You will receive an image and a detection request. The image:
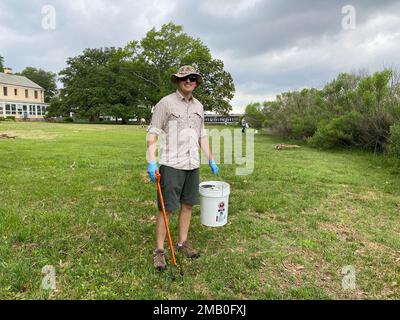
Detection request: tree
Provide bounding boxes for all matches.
[122,22,235,115]
[243,102,265,129]
[56,47,141,123]
[16,67,57,102]
[0,55,4,72]
[53,23,235,122]
[47,95,67,118]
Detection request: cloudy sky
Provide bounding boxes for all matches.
[1,0,400,112]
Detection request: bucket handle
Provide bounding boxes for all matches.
[215,168,225,197]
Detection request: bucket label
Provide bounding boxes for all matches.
[216,201,226,222]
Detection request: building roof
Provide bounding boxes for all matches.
[0,72,43,89]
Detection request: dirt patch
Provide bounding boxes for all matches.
[248,210,277,221]
[319,221,361,242]
[281,260,305,274]
[141,172,150,184]
[60,125,114,132]
[93,185,106,192]
[138,215,157,224]
[142,200,157,208]
[12,242,39,250]
[1,130,59,140]
[344,190,381,202]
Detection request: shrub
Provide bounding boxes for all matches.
[386,123,400,157]
[308,111,363,149]
[63,117,74,122]
[291,115,318,139]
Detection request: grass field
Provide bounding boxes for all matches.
[0,122,399,299]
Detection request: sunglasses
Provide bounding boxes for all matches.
[179,75,198,82]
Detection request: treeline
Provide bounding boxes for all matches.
[243,69,400,156]
[49,22,235,123]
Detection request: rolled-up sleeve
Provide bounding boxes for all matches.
[147,100,167,136]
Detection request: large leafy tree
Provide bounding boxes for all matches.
[16,67,57,102]
[122,22,235,115]
[57,47,141,123]
[53,23,235,121]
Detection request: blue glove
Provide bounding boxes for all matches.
[147,160,158,183]
[209,159,219,175]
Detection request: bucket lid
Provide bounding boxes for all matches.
[199,181,230,197]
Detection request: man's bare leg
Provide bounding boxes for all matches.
[178,203,193,244]
[156,210,172,249]
[177,203,200,258]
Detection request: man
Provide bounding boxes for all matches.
[241,119,247,133]
[146,65,219,271]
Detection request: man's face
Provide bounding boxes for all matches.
[177,74,198,95]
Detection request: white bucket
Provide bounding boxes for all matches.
[199,181,230,227]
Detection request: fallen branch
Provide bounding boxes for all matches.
[275,144,301,150]
[0,133,17,139]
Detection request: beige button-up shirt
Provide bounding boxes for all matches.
[148,90,207,170]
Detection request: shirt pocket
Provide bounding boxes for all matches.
[167,112,182,131]
[190,111,203,134]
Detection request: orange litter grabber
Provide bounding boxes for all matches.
[155,170,183,280]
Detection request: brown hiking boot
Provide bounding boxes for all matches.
[153,249,167,271]
[176,241,200,259]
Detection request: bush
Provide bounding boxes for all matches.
[386,123,400,157]
[308,111,363,149]
[291,115,318,139]
[243,102,265,129]
[63,117,74,123]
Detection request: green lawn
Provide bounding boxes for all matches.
[0,122,399,299]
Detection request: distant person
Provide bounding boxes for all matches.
[140,118,146,128]
[242,119,247,133]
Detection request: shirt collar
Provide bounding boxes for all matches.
[176,89,194,103]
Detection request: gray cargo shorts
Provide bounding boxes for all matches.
[157,165,200,212]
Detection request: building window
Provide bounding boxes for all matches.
[3,87,7,96]
[14,88,18,96]
[34,91,38,99]
[5,104,11,115]
[17,105,23,115]
[25,89,28,98]
[37,105,42,115]
[0,105,3,114]
[11,104,16,115]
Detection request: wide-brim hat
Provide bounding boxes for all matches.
[171,65,203,85]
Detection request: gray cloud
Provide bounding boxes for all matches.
[173,0,400,57]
